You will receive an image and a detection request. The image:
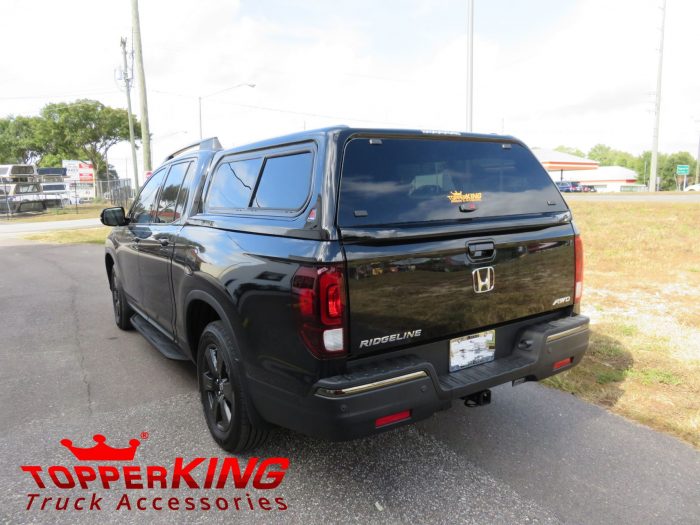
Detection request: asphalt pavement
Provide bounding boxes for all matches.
[0,243,698,524]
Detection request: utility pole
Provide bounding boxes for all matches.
[649,0,666,192]
[120,38,140,189]
[465,0,474,133]
[131,0,151,172]
[695,134,700,185]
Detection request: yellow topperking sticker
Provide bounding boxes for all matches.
[447,191,482,204]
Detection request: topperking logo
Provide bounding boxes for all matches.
[20,433,289,513]
[447,191,482,204]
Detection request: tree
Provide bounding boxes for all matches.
[587,144,613,164]
[587,144,637,169]
[659,152,697,190]
[0,116,44,164]
[37,99,140,180]
[554,145,586,158]
[635,151,652,186]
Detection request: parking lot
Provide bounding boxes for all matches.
[1,242,699,524]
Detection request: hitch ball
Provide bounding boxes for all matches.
[463,389,492,407]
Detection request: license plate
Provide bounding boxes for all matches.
[449,330,496,372]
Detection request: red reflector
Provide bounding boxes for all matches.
[553,357,573,370]
[319,269,344,325]
[574,235,584,304]
[375,410,411,428]
[327,284,341,318]
[298,289,314,316]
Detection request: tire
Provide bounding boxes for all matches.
[197,321,270,452]
[111,267,133,330]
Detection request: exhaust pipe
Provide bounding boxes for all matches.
[463,389,491,407]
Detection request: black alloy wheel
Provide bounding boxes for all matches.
[196,321,270,452]
[201,344,235,432]
[111,267,132,330]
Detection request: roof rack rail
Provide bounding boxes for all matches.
[163,137,222,163]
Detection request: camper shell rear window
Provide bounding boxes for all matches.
[338,137,567,227]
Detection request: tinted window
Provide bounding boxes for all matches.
[11,165,35,175]
[174,171,191,220]
[131,170,166,223]
[206,158,262,211]
[42,184,66,191]
[338,138,567,227]
[156,161,191,223]
[16,184,40,194]
[253,152,313,209]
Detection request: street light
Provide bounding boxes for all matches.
[198,82,256,139]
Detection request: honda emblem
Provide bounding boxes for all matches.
[472,267,495,293]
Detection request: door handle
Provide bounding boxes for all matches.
[133,237,141,243]
[467,241,495,262]
[158,238,170,247]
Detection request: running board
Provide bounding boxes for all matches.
[130,314,189,361]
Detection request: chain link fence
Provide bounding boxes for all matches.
[0,179,135,218]
[95,179,135,209]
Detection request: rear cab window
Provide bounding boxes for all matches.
[338,137,567,227]
[204,145,314,214]
[253,152,313,209]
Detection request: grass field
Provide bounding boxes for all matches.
[545,201,700,447]
[23,227,110,244]
[1,204,105,223]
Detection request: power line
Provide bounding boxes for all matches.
[250,66,411,84]
[150,89,421,128]
[211,99,420,128]
[0,89,120,101]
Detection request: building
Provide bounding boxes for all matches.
[571,166,644,192]
[532,148,646,192]
[532,148,599,175]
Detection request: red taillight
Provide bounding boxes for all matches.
[298,289,314,317]
[375,410,411,428]
[292,265,346,358]
[320,269,343,324]
[574,234,584,304]
[553,357,573,370]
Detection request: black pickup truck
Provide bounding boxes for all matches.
[101,127,589,452]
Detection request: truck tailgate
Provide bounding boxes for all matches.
[342,223,575,353]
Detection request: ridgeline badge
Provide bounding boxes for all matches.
[447,191,482,204]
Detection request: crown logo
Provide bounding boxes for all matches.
[60,434,140,461]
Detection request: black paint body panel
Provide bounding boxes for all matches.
[103,127,588,440]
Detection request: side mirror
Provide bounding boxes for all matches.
[100,207,128,227]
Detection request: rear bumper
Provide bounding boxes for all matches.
[250,314,589,441]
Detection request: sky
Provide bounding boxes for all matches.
[1,0,699,182]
